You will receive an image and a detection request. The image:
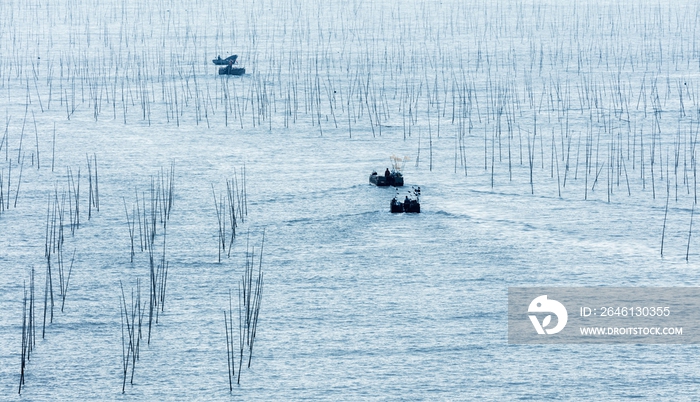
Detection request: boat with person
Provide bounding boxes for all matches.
[370,169,403,186]
[369,155,409,187]
[212,54,238,65]
[390,186,421,213]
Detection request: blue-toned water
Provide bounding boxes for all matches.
[1,0,700,400]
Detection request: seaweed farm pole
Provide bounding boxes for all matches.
[87,155,93,220]
[51,123,55,172]
[18,106,26,163]
[661,181,670,257]
[19,283,27,395]
[13,154,24,208]
[651,124,657,200]
[136,189,143,252]
[124,198,135,262]
[77,168,80,227]
[155,228,167,322]
[119,282,129,394]
[42,257,50,338]
[212,184,225,262]
[67,168,75,234]
[129,280,141,386]
[147,238,156,344]
[166,163,173,220]
[248,239,264,368]
[29,268,36,354]
[553,132,561,198]
[243,164,248,217]
[225,310,232,391]
[687,203,695,261]
[237,282,243,384]
[2,117,9,163]
[6,161,10,210]
[16,267,36,379]
[225,290,235,391]
[0,169,4,212]
[32,111,39,169]
[61,250,75,312]
[94,154,99,211]
[226,179,237,255]
[415,129,421,168]
[528,132,534,194]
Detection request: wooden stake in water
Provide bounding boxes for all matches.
[687,203,694,261]
[661,182,670,257]
[51,123,55,172]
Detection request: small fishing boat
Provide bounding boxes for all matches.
[212,54,238,65]
[218,65,246,75]
[370,170,403,186]
[390,186,421,213]
[390,197,404,213]
[369,155,409,187]
[390,197,420,213]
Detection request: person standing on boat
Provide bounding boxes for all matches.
[404,195,410,211]
[384,168,390,179]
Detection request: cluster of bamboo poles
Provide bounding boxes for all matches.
[4,53,700,235]
[123,164,175,262]
[1,1,700,214]
[224,232,264,389]
[18,154,100,393]
[43,188,76,332]
[0,0,693,139]
[1,0,700,136]
[0,118,10,213]
[86,153,99,219]
[117,236,169,394]
[0,108,59,214]
[118,167,174,393]
[212,167,248,263]
[19,268,36,395]
[0,139,25,212]
[119,280,144,394]
[55,156,98,235]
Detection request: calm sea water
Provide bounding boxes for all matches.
[1,0,700,400]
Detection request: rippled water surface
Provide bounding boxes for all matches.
[2,0,700,400]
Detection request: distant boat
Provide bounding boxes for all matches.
[369,155,409,186]
[370,170,403,186]
[390,197,404,213]
[390,197,420,213]
[390,186,421,213]
[212,55,238,65]
[218,65,245,75]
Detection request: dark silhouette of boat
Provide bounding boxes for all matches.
[390,186,421,213]
[370,170,403,186]
[219,65,245,75]
[390,197,404,213]
[213,55,238,65]
[370,155,409,187]
[390,197,420,213]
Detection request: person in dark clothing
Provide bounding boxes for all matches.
[404,195,410,211]
[384,168,390,179]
